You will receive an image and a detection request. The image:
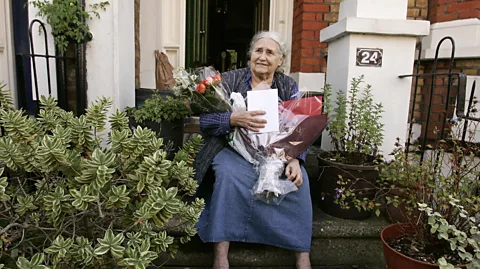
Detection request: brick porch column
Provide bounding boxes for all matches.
[290,0,338,92]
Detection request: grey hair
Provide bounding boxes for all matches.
[248,31,289,74]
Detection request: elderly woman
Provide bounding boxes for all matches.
[194,31,312,269]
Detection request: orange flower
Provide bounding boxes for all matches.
[196,83,206,94]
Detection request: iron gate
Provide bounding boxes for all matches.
[400,36,479,160]
[15,19,87,116]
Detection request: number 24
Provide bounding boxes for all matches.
[361,51,379,64]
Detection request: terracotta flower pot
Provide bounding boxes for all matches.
[381,223,465,269]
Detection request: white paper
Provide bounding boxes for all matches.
[247,89,279,133]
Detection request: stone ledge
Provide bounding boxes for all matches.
[156,206,387,268]
[320,17,430,43]
[312,209,388,238]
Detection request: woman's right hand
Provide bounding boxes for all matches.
[229,110,267,132]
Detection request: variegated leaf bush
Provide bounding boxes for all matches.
[0,84,204,269]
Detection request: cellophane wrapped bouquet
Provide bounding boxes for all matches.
[229,87,327,205]
[174,66,328,205]
[172,66,231,114]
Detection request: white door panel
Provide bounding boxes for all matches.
[0,0,16,104]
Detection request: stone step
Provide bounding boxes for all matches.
[155,147,389,269]
[154,207,388,269]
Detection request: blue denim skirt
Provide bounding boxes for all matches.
[196,146,312,252]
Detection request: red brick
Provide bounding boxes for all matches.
[302,21,329,30]
[434,77,446,86]
[314,48,323,56]
[459,9,480,19]
[316,13,324,21]
[433,12,459,22]
[300,65,315,72]
[301,31,315,39]
[436,0,461,5]
[433,95,444,104]
[302,12,317,21]
[301,48,314,56]
[301,39,322,47]
[433,87,449,95]
[302,57,326,65]
[304,3,330,12]
[301,65,322,72]
[447,1,480,13]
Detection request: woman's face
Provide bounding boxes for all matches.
[250,38,283,78]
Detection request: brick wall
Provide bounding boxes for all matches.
[292,0,429,74]
[291,0,336,73]
[429,0,480,23]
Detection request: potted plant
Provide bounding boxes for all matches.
[29,0,109,55]
[127,92,191,156]
[338,118,480,268]
[0,88,204,268]
[380,135,480,268]
[318,75,385,220]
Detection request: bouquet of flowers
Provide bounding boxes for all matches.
[172,66,231,114]
[229,90,327,205]
[174,66,328,205]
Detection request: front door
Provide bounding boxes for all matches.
[185,0,270,72]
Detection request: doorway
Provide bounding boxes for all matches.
[186,0,270,72]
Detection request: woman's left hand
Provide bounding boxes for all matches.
[285,159,302,187]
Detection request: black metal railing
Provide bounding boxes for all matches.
[15,19,87,116]
[400,36,479,161]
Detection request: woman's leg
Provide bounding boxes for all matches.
[295,252,311,269]
[213,241,230,269]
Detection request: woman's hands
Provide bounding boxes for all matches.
[230,110,267,132]
[285,159,303,187]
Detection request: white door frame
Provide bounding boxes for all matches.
[0,0,17,105]
[269,0,294,74]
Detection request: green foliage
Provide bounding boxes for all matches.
[29,0,109,55]
[419,201,480,269]
[336,120,480,267]
[323,75,385,165]
[127,94,191,123]
[0,92,204,268]
[0,83,13,111]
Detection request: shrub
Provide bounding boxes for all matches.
[0,87,204,268]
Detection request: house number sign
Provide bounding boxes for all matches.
[356,48,383,67]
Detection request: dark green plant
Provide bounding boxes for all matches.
[336,125,480,268]
[323,75,385,165]
[127,94,191,123]
[0,91,204,268]
[29,0,109,55]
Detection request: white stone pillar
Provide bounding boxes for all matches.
[320,0,430,156]
[86,0,135,111]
